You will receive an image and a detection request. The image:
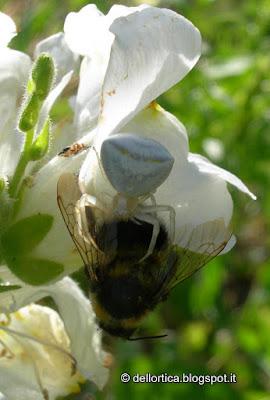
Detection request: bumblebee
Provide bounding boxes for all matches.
[57,172,232,340]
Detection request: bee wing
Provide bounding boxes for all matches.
[57,173,98,279]
[156,218,233,297]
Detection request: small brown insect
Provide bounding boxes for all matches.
[58,142,89,157]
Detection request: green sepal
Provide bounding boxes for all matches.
[7,257,64,285]
[29,118,50,161]
[31,53,55,100]
[0,285,22,292]
[1,214,53,256]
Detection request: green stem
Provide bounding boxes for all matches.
[8,129,34,199]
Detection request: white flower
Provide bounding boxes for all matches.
[64,4,202,137]
[0,4,205,286]
[0,3,256,391]
[0,270,109,399]
[62,4,255,257]
[0,4,255,287]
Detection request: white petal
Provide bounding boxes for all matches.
[48,278,109,389]
[65,4,152,134]
[0,12,17,47]
[64,4,106,56]
[34,33,79,83]
[0,271,109,390]
[219,234,236,255]
[65,5,201,140]
[106,4,151,23]
[188,153,256,200]
[0,48,31,133]
[154,155,234,240]
[0,304,84,399]
[122,102,189,159]
[95,6,201,143]
[73,55,108,135]
[34,71,73,141]
[0,116,22,179]
[64,4,149,57]
[17,152,88,273]
[0,48,31,176]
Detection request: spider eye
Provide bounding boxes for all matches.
[100,133,174,197]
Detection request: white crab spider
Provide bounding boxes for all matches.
[76,133,176,262]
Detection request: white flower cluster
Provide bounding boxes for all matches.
[0,4,255,400]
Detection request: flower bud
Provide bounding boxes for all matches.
[31,53,55,100]
[18,53,55,133]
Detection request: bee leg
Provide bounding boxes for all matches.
[135,212,160,262]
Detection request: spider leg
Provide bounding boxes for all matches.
[128,192,157,218]
[149,193,157,206]
[76,193,104,253]
[138,205,176,244]
[134,212,160,262]
[148,193,157,217]
[137,192,156,206]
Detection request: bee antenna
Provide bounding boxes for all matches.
[128,334,167,341]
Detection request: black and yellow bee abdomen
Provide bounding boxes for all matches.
[95,273,152,319]
[87,219,170,339]
[90,268,157,339]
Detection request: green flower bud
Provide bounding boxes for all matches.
[18,53,55,133]
[31,53,55,100]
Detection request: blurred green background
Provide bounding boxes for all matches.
[1,0,269,399]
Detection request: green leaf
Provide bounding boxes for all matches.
[0,285,22,292]
[2,214,53,256]
[7,256,64,285]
